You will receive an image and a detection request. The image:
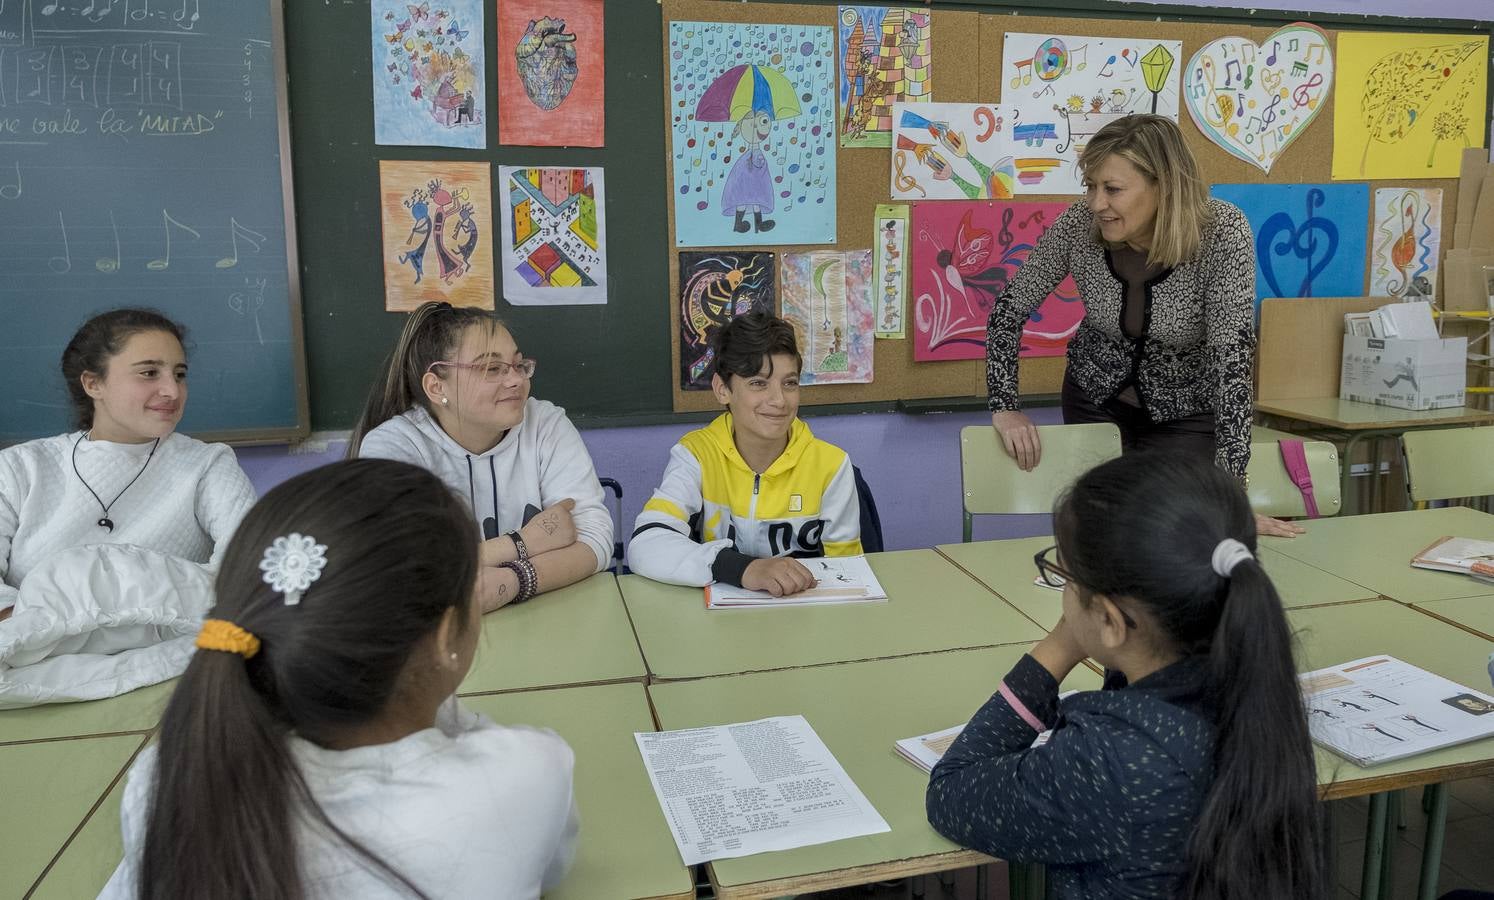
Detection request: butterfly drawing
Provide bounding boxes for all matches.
[407,2,429,22]
[435,8,447,18]
[446,19,468,42]
[933,210,993,294]
[396,17,411,33]
[422,41,433,53]
[384,11,394,19]
[385,32,401,43]
[387,62,398,72]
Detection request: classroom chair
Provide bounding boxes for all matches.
[1401,427,1494,507]
[1245,440,1342,519]
[959,423,1123,541]
[599,477,625,573]
[853,465,886,554]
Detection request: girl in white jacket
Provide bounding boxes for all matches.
[102,459,578,900]
[351,302,611,612]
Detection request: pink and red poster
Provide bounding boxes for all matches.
[911,200,1082,361]
[498,0,604,147]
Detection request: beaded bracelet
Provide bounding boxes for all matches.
[499,558,539,603]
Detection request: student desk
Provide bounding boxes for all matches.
[463,683,695,900]
[646,647,1102,899]
[1261,506,1494,604]
[1412,594,1494,643]
[459,572,648,695]
[618,550,1046,681]
[936,537,1379,631]
[0,680,173,746]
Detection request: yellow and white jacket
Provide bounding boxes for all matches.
[627,414,862,587]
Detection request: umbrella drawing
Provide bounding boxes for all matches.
[695,64,803,235]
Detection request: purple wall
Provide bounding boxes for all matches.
[1134,0,1491,19]
[235,407,1067,553]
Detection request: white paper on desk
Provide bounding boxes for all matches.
[894,691,1080,773]
[634,714,890,865]
[706,556,888,608]
[1376,301,1439,340]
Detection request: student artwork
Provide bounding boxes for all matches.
[497,166,608,305]
[378,161,494,312]
[1183,23,1332,174]
[371,0,486,148]
[1370,188,1443,302]
[873,205,909,339]
[678,251,777,390]
[497,0,605,147]
[837,6,931,148]
[1000,33,1181,193]
[910,201,1082,361]
[890,103,1016,201]
[1211,183,1369,305]
[780,250,875,384]
[669,22,837,247]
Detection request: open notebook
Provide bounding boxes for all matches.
[706,556,888,609]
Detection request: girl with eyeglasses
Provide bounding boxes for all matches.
[349,301,612,611]
[926,452,1324,900]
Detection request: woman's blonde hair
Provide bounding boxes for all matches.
[1078,114,1214,269]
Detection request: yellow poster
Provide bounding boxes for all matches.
[1332,31,1488,181]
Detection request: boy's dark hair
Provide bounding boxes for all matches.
[711,312,801,384]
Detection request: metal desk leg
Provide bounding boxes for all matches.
[1417,783,1450,900]
[1381,790,1400,898]
[1362,792,1390,900]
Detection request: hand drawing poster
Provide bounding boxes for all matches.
[669,21,837,247]
[1000,33,1181,193]
[781,250,874,384]
[498,166,608,305]
[1370,188,1443,302]
[837,6,931,149]
[372,0,486,148]
[911,201,1081,361]
[679,251,777,390]
[1183,24,1332,174]
[497,0,605,147]
[891,102,1016,201]
[379,161,494,312]
[1333,32,1489,180]
[1211,183,1369,305]
[874,205,909,338]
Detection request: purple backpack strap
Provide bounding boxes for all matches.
[1278,439,1319,519]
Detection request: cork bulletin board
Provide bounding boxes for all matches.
[662,0,1471,414]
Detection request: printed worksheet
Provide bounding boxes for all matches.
[706,556,888,608]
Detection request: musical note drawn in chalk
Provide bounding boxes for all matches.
[40,0,61,14]
[0,163,19,201]
[172,0,199,29]
[96,210,121,273]
[216,218,267,268]
[146,209,201,271]
[49,212,72,274]
[229,277,268,345]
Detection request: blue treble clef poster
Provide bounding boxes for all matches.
[1211,183,1369,309]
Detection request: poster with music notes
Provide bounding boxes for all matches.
[1211,183,1369,308]
[999,33,1181,194]
[910,200,1082,361]
[1332,32,1488,181]
[1370,188,1443,303]
[890,102,1016,202]
[1184,23,1332,174]
[379,160,495,312]
[371,0,486,149]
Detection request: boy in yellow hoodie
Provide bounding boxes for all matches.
[627,314,863,596]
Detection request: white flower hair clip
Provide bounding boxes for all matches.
[259,533,328,605]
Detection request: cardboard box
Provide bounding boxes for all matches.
[1340,335,1468,411]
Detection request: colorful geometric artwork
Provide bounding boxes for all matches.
[837,6,931,148]
[497,166,607,305]
[669,21,837,247]
[874,205,909,338]
[1184,23,1332,174]
[379,161,493,312]
[1001,33,1182,193]
[911,201,1082,361]
[678,251,777,390]
[498,0,604,147]
[890,102,1016,202]
[1212,183,1369,305]
[371,0,486,148]
[1370,188,1443,302]
[781,250,874,385]
[1333,32,1489,180]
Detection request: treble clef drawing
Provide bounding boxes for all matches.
[1256,187,1338,298]
[998,207,1015,246]
[893,152,925,198]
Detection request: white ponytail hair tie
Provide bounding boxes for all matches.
[1211,538,1253,578]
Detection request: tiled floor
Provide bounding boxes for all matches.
[794,776,1494,900]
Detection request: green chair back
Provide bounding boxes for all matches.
[959,423,1123,541]
[1402,427,1494,503]
[1246,440,1342,518]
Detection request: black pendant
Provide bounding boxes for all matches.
[98,517,114,532]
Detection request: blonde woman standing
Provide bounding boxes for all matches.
[984,115,1298,537]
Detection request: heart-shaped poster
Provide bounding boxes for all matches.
[1183,23,1333,173]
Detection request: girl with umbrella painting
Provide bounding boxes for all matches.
[696,64,801,235]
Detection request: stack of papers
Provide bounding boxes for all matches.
[1412,536,1494,585]
[894,691,1080,773]
[1344,301,1441,340]
[706,556,888,609]
[1301,656,1494,766]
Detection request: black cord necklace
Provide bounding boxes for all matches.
[70,432,160,532]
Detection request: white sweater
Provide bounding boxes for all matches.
[359,402,612,573]
[0,432,257,611]
[102,701,579,899]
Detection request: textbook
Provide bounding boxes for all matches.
[894,692,1080,773]
[1301,656,1494,766]
[1411,536,1494,584]
[705,556,888,609]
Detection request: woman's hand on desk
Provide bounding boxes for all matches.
[992,410,1042,471]
[1254,513,1306,538]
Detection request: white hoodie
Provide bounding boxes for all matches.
[358,401,612,573]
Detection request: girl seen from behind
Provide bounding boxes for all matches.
[926,452,1324,900]
[102,459,578,899]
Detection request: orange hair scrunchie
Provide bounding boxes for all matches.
[196,619,261,659]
